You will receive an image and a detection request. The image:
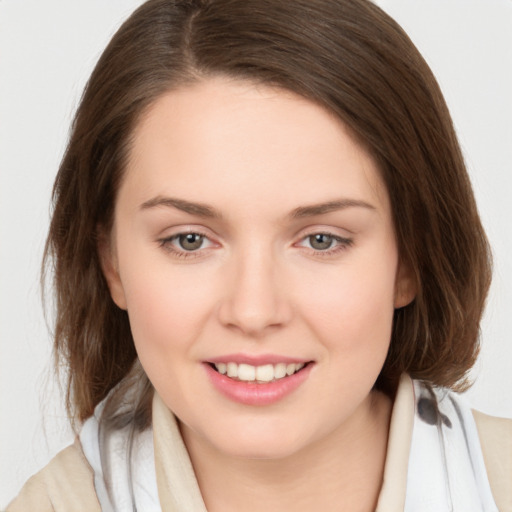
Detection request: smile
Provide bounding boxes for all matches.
[212,362,306,383]
[204,359,313,406]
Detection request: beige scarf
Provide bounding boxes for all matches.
[7,375,511,511]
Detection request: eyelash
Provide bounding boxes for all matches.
[296,232,353,257]
[158,230,214,259]
[158,230,353,259]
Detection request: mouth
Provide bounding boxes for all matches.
[204,358,314,405]
[208,361,311,384]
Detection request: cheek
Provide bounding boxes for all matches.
[119,259,215,356]
[298,251,398,356]
[120,267,217,401]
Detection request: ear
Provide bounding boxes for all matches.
[394,259,416,309]
[97,230,128,310]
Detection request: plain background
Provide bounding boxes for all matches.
[1,0,511,506]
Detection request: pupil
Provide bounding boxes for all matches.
[179,233,203,251]
[310,234,333,250]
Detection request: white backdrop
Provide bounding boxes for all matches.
[1,0,511,506]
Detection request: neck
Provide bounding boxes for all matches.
[181,390,393,512]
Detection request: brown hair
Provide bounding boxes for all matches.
[44,0,492,426]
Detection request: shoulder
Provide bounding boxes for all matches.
[472,409,512,512]
[414,380,512,510]
[6,438,101,512]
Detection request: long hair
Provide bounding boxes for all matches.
[44,0,491,430]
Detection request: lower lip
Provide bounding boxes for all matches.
[204,363,313,406]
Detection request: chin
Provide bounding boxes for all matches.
[219,436,307,461]
[201,416,316,461]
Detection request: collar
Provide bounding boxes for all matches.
[375,373,415,511]
[152,374,416,512]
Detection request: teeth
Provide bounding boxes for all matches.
[213,362,306,382]
[227,362,238,378]
[274,363,287,379]
[238,363,255,381]
[216,362,227,375]
[255,364,274,382]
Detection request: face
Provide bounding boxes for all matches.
[102,77,414,460]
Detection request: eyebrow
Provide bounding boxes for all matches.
[289,199,376,218]
[140,196,221,218]
[140,196,376,219]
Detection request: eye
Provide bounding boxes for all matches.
[296,232,353,254]
[308,233,336,251]
[176,233,206,251]
[159,231,215,255]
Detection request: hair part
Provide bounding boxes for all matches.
[44,0,492,427]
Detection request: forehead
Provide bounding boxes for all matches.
[122,77,390,217]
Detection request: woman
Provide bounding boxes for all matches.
[7,0,511,510]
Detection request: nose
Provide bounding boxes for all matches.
[217,245,292,337]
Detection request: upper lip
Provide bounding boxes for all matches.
[206,353,312,366]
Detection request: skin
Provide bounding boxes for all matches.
[101,77,415,511]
